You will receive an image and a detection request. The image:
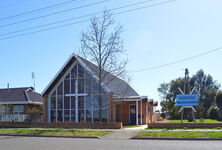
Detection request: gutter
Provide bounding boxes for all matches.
[0,101,43,105]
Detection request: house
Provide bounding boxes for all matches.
[42,54,156,125]
[0,87,43,122]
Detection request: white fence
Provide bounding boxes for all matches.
[0,114,31,122]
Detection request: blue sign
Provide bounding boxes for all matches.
[176,94,199,106]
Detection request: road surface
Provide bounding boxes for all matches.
[0,136,221,150]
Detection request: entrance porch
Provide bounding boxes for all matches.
[111,96,155,125]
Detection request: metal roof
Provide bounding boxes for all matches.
[42,53,139,97]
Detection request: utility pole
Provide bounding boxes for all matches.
[32,72,35,91]
[179,68,196,123]
[184,68,190,94]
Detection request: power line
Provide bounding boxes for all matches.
[132,46,222,72]
[0,0,78,20]
[0,19,91,40]
[0,0,176,39]
[0,0,159,37]
[0,0,110,28]
[113,0,176,16]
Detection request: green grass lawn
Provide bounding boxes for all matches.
[146,127,222,130]
[0,128,111,137]
[167,119,221,123]
[136,131,222,138]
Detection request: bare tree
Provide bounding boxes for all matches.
[80,10,128,122]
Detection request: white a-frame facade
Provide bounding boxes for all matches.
[43,54,109,123]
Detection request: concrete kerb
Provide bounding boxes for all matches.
[131,137,222,140]
[0,134,100,139]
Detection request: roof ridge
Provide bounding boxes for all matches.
[24,90,30,102]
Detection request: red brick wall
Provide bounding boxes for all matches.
[43,95,48,122]
[148,123,222,129]
[148,103,154,123]
[0,122,122,129]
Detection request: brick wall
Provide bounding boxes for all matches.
[0,122,122,129]
[148,123,222,129]
[42,95,48,122]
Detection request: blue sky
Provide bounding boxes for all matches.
[0,0,222,109]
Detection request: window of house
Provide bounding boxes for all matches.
[0,105,6,114]
[13,105,24,114]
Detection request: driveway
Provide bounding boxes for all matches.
[102,125,147,140]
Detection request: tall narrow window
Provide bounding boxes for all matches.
[57,82,63,122]
[71,97,76,122]
[78,65,84,79]
[64,96,70,122]
[48,62,108,123]
[51,92,56,110]
[78,96,85,122]
[78,79,84,93]
[71,65,77,79]
[64,74,70,95]
[50,91,56,122]
[86,96,92,122]
[50,110,56,122]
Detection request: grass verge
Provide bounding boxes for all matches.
[136,131,222,138]
[0,128,111,137]
[146,127,222,130]
[167,119,221,123]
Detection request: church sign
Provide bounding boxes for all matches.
[176,94,199,106]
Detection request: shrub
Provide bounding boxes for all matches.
[216,92,222,120]
[26,107,42,122]
[207,105,219,120]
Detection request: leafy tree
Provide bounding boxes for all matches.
[190,70,220,118]
[207,104,219,120]
[158,83,169,100]
[216,91,222,120]
[158,69,220,120]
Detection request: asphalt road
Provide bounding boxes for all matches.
[0,136,222,150]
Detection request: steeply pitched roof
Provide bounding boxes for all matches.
[0,87,43,104]
[42,53,139,97]
[77,55,139,97]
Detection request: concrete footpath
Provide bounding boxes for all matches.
[102,125,147,140]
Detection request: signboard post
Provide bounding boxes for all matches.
[176,68,199,123]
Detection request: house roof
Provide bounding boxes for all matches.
[0,87,43,105]
[42,53,139,97]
